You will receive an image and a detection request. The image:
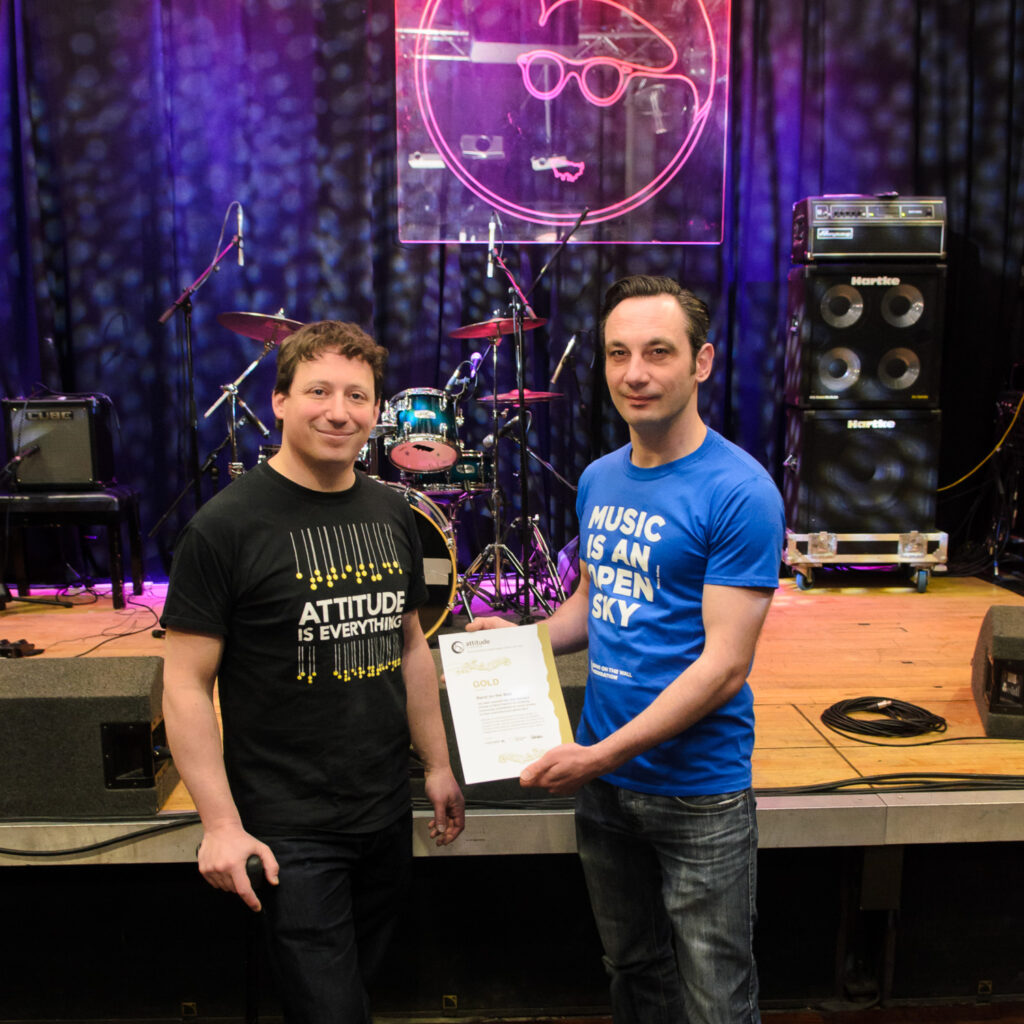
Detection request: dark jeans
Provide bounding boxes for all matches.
[258,815,412,1024]
[575,779,760,1024]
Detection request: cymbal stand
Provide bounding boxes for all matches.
[457,474,560,621]
[217,383,272,479]
[470,207,587,622]
[148,354,270,538]
[204,345,273,479]
[452,337,545,619]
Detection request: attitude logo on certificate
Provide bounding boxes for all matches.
[439,623,573,784]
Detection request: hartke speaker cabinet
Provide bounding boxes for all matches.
[783,408,941,533]
[784,263,946,408]
[0,656,179,818]
[1,396,115,488]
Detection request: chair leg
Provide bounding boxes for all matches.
[12,527,30,597]
[127,495,144,595]
[107,519,125,609]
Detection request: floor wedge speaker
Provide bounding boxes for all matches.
[783,408,941,533]
[0,656,179,818]
[971,606,1024,739]
[785,263,946,408]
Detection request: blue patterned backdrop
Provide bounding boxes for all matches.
[2,0,1022,579]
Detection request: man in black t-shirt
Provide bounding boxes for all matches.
[162,320,464,1024]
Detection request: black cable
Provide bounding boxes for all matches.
[0,814,200,858]
[820,696,948,741]
[757,772,1024,796]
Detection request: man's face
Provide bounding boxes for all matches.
[271,351,380,470]
[603,293,713,436]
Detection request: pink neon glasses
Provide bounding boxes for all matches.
[516,50,649,107]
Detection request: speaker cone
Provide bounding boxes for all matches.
[881,283,925,327]
[878,347,922,391]
[816,347,862,393]
[820,284,864,329]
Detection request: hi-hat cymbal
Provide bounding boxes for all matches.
[218,311,304,344]
[450,315,546,339]
[477,389,563,405]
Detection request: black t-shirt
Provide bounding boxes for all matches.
[162,463,430,836]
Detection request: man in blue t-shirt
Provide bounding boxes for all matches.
[469,275,784,1024]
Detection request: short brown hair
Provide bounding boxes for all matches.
[274,320,388,402]
[600,275,711,360]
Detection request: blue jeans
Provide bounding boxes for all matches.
[575,779,760,1024]
[257,816,412,1024]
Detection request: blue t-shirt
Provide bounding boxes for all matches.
[575,428,785,795]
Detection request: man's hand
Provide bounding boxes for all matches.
[464,616,516,632]
[197,823,280,912]
[520,742,605,796]
[424,767,466,846]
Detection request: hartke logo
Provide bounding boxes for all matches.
[850,275,900,286]
[847,419,896,429]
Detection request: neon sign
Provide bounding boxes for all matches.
[395,0,730,245]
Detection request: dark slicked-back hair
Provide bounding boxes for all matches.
[599,275,711,360]
[274,320,388,402]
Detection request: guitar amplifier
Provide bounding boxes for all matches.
[2,396,116,489]
[792,195,946,262]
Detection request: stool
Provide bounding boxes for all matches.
[0,486,144,609]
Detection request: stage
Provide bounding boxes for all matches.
[3,572,1024,1016]
[2,572,1024,864]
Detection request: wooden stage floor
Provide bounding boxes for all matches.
[3,571,1024,802]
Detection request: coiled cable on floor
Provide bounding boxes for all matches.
[821,696,948,740]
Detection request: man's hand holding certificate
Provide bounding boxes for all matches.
[438,623,573,785]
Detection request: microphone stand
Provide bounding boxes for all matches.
[157,235,241,519]
[487,208,589,622]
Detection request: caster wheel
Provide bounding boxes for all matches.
[915,569,929,593]
[796,571,813,591]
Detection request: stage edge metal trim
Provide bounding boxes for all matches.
[4,792,1024,866]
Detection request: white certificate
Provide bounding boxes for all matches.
[438,623,573,784]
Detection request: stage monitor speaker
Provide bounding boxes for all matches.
[0,656,179,819]
[1,396,115,489]
[783,407,941,533]
[971,606,1024,738]
[784,263,946,408]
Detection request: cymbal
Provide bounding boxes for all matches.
[478,389,563,405]
[218,311,303,344]
[450,315,547,339]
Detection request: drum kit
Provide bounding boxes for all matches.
[207,308,570,635]
[152,204,588,632]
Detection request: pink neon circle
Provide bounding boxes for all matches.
[413,0,721,228]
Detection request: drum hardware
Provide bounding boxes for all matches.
[454,207,587,622]
[203,319,281,479]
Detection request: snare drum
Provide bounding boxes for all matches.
[385,388,460,472]
[385,484,457,638]
[414,450,490,496]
